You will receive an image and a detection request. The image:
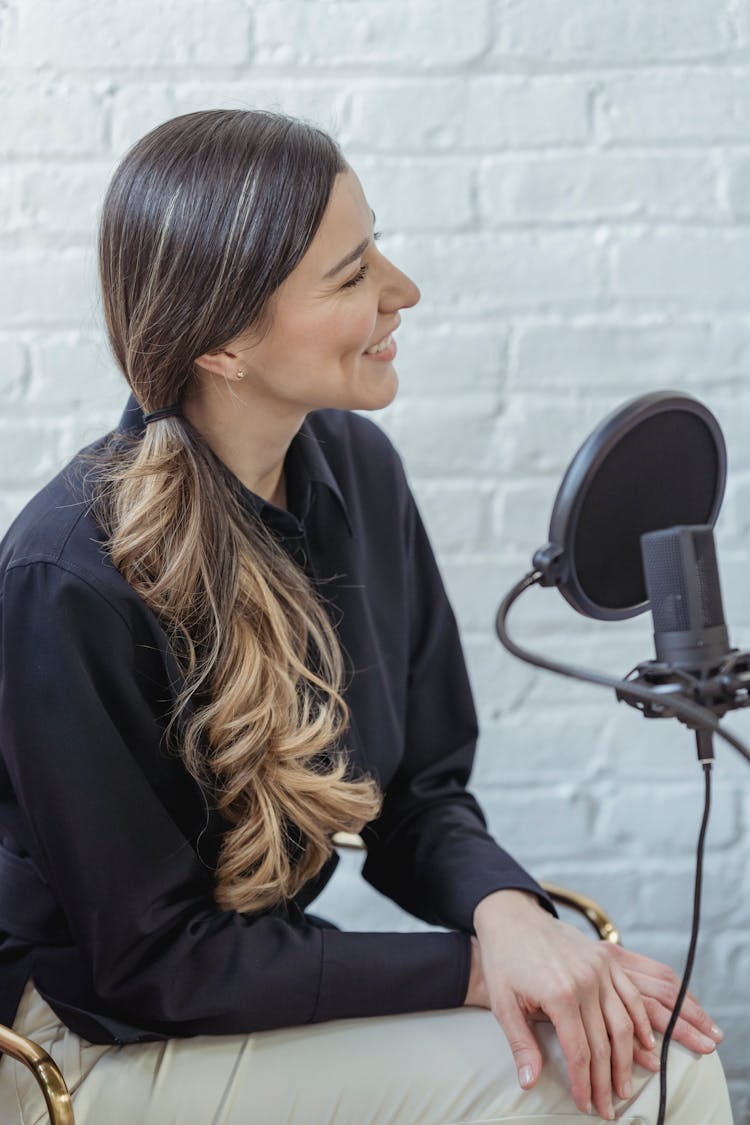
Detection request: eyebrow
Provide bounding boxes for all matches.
[323,211,377,280]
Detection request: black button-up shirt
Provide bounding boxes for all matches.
[0,400,548,1044]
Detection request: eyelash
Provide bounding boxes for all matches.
[342,231,382,289]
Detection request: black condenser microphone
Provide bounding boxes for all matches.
[640,525,732,676]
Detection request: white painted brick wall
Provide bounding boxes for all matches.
[2,0,750,1116]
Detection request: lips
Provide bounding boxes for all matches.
[364,317,401,355]
[364,334,393,355]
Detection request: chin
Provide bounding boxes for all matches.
[354,366,399,412]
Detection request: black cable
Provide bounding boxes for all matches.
[656,759,712,1125]
[495,570,750,766]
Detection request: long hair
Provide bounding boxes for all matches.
[96,110,381,913]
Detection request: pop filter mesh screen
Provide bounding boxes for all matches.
[572,411,719,611]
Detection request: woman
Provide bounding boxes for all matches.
[0,110,732,1123]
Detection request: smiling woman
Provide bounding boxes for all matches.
[0,109,733,1124]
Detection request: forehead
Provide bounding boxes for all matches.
[293,169,373,280]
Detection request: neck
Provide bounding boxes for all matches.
[183,381,305,507]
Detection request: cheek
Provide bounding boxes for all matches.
[339,306,377,358]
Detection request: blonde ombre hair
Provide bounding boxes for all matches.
[96,110,381,913]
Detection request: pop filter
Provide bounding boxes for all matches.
[532,391,726,621]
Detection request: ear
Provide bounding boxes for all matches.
[193,347,239,379]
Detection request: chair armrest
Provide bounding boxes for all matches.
[0,1022,75,1125]
[540,882,621,944]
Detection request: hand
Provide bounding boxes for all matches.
[607,943,723,1069]
[464,890,722,1120]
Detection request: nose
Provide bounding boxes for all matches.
[380,257,421,313]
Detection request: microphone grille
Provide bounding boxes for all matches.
[641,526,724,633]
[641,532,690,632]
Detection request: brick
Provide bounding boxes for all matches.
[254,0,491,68]
[0,251,96,327]
[31,333,125,413]
[512,320,731,393]
[462,635,538,723]
[479,153,719,225]
[57,410,131,463]
[347,76,589,154]
[0,338,29,401]
[610,230,750,309]
[492,478,568,557]
[597,69,750,143]
[411,480,490,555]
[480,786,598,863]
[15,0,250,68]
[599,781,739,855]
[491,0,736,64]
[727,153,750,218]
[4,163,115,248]
[393,313,509,395]
[441,556,531,633]
[605,703,716,780]
[390,231,602,313]
[636,853,750,933]
[474,708,611,786]
[0,1,17,63]
[0,422,65,485]
[464,77,591,149]
[111,82,350,155]
[356,157,474,232]
[0,80,108,157]
[344,80,470,154]
[492,391,626,477]
[389,393,501,477]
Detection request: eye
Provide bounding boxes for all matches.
[340,232,382,290]
[342,264,368,289]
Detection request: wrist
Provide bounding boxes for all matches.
[473,887,544,938]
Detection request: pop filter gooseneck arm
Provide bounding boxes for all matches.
[495,570,750,765]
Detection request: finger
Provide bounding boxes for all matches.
[610,962,656,1054]
[626,968,721,1040]
[491,997,544,1094]
[599,980,635,1103]
[545,999,593,1115]
[633,1042,661,1073]
[613,948,720,1035]
[641,996,718,1055]
[579,992,616,1121]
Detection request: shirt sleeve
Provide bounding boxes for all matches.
[0,560,470,1038]
[361,492,555,933]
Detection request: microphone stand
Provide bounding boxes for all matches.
[495,571,750,1125]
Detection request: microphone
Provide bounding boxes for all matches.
[640,525,732,677]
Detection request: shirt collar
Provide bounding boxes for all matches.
[117,396,353,536]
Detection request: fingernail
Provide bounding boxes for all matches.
[700,1033,717,1052]
[623,1079,632,1098]
[519,1065,534,1088]
[607,1103,616,1120]
[648,1031,656,1048]
[711,1024,724,1041]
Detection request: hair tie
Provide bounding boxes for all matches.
[142,404,182,425]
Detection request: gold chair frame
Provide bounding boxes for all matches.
[0,836,619,1125]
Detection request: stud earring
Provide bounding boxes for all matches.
[236,370,246,380]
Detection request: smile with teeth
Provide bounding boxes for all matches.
[364,334,393,355]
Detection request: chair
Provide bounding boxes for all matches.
[0,1022,74,1124]
[0,836,619,1125]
